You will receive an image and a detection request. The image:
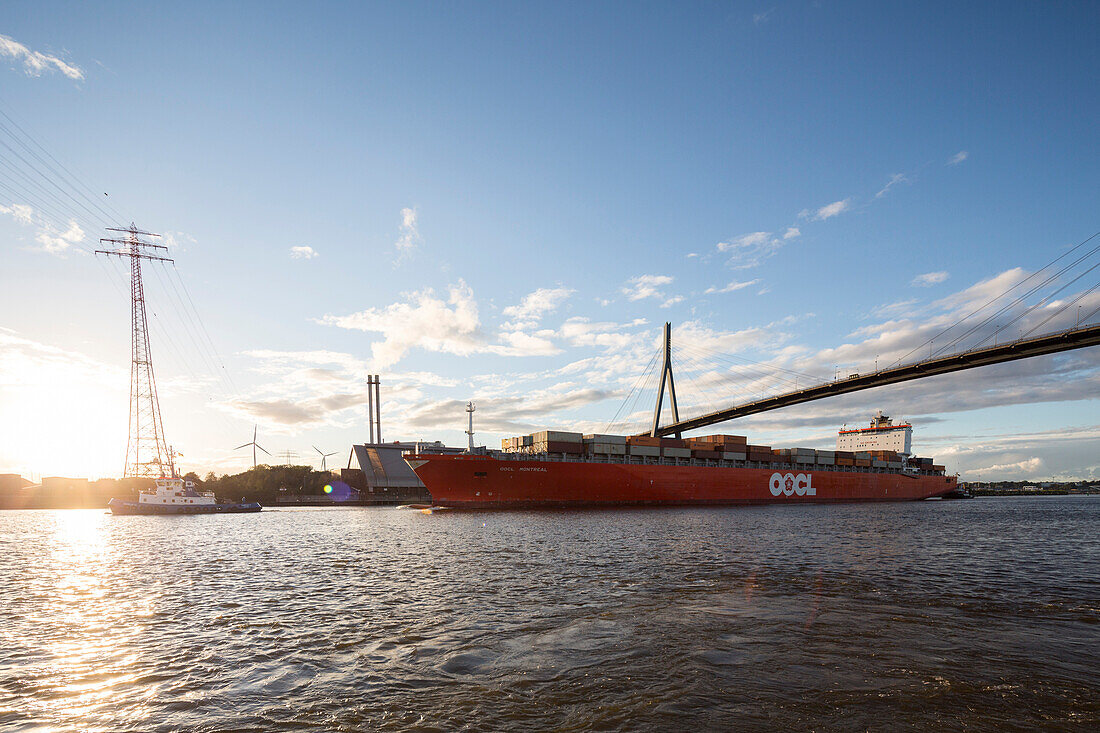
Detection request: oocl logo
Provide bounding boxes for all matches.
[769,472,816,497]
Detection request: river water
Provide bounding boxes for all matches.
[1,496,1097,731]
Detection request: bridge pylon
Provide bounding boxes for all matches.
[650,322,681,438]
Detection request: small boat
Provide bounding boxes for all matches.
[109,476,262,515]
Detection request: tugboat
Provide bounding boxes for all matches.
[109,476,262,515]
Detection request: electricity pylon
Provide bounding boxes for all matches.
[96,224,173,478]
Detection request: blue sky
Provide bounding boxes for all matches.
[1,1,1098,481]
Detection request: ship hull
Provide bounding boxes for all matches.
[108,498,263,515]
[407,455,957,508]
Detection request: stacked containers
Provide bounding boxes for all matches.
[747,444,774,462]
[792,448,816,465]
[682,433,752,457]
[816,450,835,466]
[626,435,661,457]
[532,430,583,454]
[685,438,720,459]
[662,438,691,459]
[700,434,748,461]
[835,450,855,466]
[582,434,627,456]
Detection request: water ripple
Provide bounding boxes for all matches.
[1,498,1098,730]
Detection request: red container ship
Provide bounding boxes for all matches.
[407,326,956,508]
[407,426,957,509]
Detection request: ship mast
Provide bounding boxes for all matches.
[465,401,476,452]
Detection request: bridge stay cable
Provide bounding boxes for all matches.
[893,230,1100,368]
[643,322,1100,437]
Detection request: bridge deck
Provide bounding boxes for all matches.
[646,323,1100,437]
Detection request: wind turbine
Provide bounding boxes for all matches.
[235,425,270,468]
[313,445,338,471]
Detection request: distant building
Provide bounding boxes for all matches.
[344,441,464,502]
[837,412,913,454]
[0,474,33,509]
[0,473,30,492]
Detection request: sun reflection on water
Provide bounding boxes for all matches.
[13,510,151,729]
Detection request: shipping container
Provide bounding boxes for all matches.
[533,430,583,443]
[583,434,627,445]
[627,445,660,457]
[536,441,583,454]
[697,434,748,444]
[586,443,627,455]
[662,447,691,459]
[692,450,722,460]
[723,451,748,461]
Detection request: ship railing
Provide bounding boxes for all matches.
[493,450,943,476]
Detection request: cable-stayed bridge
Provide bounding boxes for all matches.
[639,322,1100,438]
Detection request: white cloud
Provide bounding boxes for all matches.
[911,271,949,287]
[1,202,85,255]
[718,231,768,252]
[661,295,684,308]
[753,9,775,25]
[811,198,851,221]
[498,330,561,356]
[675,319,786,358]
[716,231,784,269]
[558,317,638,352]
[321,281,483,367]
[622,274,675,302]
[783,227,800,240]
[290,245,318,259]
[0,203,34,225]
[0,34,84,80]
[705,278,760,295]
[875,173,907,198]
[395,207,419,253]
[402,386,617,434]
[686,252,699,258]
[163,231,197,250]
[34,220,84,254]
[501,287,574,329]
[968,457,1043,476]
[932,267,1030,315]
[948,151,969,166]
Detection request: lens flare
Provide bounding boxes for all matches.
[323,484,333,494]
